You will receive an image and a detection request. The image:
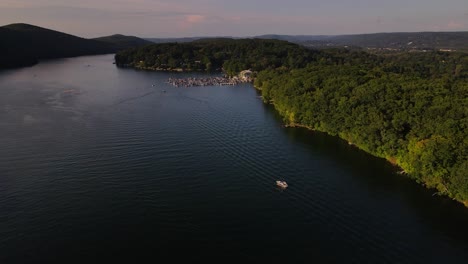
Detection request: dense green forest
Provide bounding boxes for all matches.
[0,23,151,69]
[116,39,468,206]
[255,51,468,204]
[115,39,317,75]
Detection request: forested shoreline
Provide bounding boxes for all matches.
[115,39,468,206]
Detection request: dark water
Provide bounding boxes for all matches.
[1,55,467,263]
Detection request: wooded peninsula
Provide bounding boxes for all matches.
[115,39,468,206]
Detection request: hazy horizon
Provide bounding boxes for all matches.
[0,0,467,38]
[3,21,468,39]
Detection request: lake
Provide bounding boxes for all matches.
[1,55,467,263]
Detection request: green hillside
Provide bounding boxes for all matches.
[115,38,317,74]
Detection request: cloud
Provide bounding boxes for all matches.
[186,15,206,24]
[447,21,464,29]
[177,14,207,31]
[0,1,27,8]
[433,20,465,30]
[376,16,383,25]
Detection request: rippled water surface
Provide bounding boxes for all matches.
[1,55,468,263]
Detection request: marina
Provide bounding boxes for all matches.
[166,76,248,87]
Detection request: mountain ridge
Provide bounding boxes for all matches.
[2,23,467,69]
[0,23,150,69]
[145,31,468,51]
[92,34,152,50]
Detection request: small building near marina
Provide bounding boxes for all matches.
[239,70,253,81]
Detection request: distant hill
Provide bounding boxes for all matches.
[93,34,152,50]
[145,37,238,43]
[257,32,468,51]
[328,32,468,51]
[255,34,331,42]
[0,23,150,69]
[145,32,468,52]
[145,35,328,44]
[146,37,204,43]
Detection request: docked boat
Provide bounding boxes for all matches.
[276,180,288,189]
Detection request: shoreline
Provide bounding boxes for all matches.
[116,64,218,73]
[119,64,253,87]
[115,65,467,208]
[253,85,468,208]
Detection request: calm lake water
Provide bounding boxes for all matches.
[1,55,468,263]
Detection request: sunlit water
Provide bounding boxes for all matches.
[1,55,467,263]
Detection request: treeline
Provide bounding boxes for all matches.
[117,39,468,205]
[255,50,468,204]
[115,39,317,75]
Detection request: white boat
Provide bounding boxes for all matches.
[276,180,288,189]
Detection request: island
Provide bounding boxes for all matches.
[115,38,468,206]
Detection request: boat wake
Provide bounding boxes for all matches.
[112,91,156,107]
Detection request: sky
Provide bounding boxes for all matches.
[0,0,467,38]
